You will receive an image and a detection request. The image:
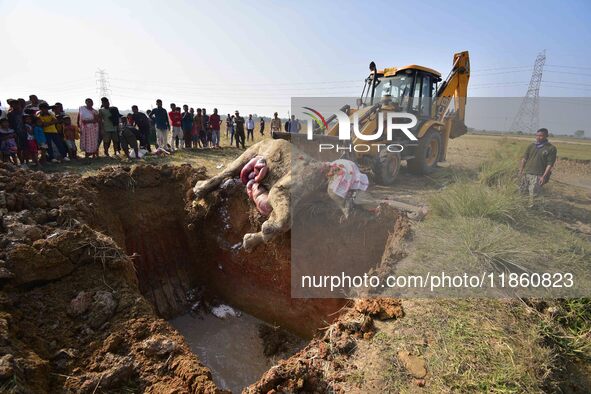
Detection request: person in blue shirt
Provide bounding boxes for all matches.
[149,99,170,149]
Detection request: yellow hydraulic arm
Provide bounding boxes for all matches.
[425,51,470,161]
[435,51,470,138]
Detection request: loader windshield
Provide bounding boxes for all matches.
[376,74,414,108]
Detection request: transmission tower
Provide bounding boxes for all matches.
[95,69,111,99]
[510,50,546,133]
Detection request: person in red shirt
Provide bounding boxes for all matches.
[169,103,183,150]
[209,108,221,149]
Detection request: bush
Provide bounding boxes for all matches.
[429,182,527,224]
[478,141,522,187]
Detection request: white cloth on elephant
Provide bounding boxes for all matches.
[327,159,369,198]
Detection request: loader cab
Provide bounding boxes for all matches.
[360,63,442,120]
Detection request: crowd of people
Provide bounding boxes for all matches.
[0,95,303,166]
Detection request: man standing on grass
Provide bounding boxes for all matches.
[246,114,255,141]
[259,116,265,136]
[150,99,170,150]
[234,110,246,149]
[202,108,210,148]
[193,108,203,149]
[225,113,232,138]
[209,108,221,149]
[99,97,121,157]
[519,128,557,206]
[169,103,183,150]
[182,104,193,149]
[270,112,282,136]
[288,114,301,133]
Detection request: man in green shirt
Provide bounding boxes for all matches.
[98,97,121,157]
[519,128,557,205]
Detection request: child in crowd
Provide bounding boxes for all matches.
[38,102,68,162]
[33,117,48,164]
[23,115,39,166]
[62,116,79,159]
[0,118,18,164]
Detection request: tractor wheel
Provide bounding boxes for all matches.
[407,129,442,175]
[374,150,401,185]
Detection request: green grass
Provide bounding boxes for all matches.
[429,183,528,224]
[462,134,591,161]
[367,299,555,393]
[540,299,591,361]
[429,139,532,225]
[413,217,535,277]
[477,141,522,187]
[390,139,591,390]
[416,145,590,284]
[552,142,591,161]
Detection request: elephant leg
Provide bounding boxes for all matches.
[242,231,265,252]
[242,175,292,251]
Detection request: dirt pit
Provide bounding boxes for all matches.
[0,162,407,393]
[171,309,305,392]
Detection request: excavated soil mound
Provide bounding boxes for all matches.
[0,163,220,393]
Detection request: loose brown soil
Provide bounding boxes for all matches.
[0,163,222,393]
[0,161,407,393]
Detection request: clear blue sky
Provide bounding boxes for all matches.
[1,0,590,116]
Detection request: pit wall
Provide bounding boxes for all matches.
[89,164,207,318]
[92,165,346,336]
[188,184,349,337]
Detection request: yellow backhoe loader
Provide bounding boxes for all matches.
[275,51,470,185]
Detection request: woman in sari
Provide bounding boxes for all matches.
[78,98,99,158]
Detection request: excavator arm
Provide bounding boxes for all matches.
[435,51,470,139]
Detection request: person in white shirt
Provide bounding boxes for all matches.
[246,114,255,141]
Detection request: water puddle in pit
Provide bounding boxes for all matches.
[170,309,304,393]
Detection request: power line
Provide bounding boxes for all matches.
[470,69,532,76]
[10,60,591,111]
[542,80,591,87]
[108,84,362,93]
[542,84,591,91]
[109,76,359,88]
[545,70,591,78]
[110,92,290,108]
[546,64,591,71]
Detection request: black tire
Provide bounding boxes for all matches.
[407,129,442,175]
[374,150,401,185]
